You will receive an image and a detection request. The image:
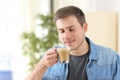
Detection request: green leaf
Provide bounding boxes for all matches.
[21,14,60,71]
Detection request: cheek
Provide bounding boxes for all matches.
[75,32,83,39]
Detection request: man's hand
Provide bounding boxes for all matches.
[42,48,58,67]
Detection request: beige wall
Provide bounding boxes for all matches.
[85,12,118,51]
[23,0,51,32]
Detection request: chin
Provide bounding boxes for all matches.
[66,45,74,49]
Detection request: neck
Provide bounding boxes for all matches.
[70,38,89,56]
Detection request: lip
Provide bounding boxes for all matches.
[64,40,75,46]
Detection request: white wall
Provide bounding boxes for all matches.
[54,0,88,12]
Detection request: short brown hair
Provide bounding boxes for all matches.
[54,6,86,26]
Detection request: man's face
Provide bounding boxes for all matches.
[56,15,87,50]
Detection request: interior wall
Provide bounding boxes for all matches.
[54,0,88,12]
[85,12,118,51]
[94,0,120,54]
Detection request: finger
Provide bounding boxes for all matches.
[46,51,58,60]
[45,56,58,67]
[46,48,57,55]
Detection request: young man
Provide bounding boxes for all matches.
[26,6,120,80]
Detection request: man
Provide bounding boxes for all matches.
[26,6,120,80]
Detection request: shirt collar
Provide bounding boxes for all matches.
[86,37,98,61]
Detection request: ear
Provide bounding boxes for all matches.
[83,22,88,33]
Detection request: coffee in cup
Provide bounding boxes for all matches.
[57,47,70,63]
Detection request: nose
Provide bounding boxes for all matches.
[64,30,70,39]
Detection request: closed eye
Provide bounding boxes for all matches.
[58,29,65,33]
[69,28,74,32]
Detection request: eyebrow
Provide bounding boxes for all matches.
[58,25,74,30]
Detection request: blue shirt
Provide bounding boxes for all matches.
[42,38,120,80]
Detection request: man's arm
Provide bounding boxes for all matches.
[25,48,58,80]
[26,58,47,80]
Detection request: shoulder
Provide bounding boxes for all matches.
[93,43,119,65]
[89,38,120,65]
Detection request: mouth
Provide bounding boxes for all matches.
[64,40,75,46]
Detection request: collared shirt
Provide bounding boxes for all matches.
[42,37,120,80]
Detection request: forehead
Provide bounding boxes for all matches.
[56,16,80,29]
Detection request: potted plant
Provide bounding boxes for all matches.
[21,14,59,71]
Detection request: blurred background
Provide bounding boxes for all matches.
[0,0,120,80]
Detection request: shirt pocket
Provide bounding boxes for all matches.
[42,74,60,80]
